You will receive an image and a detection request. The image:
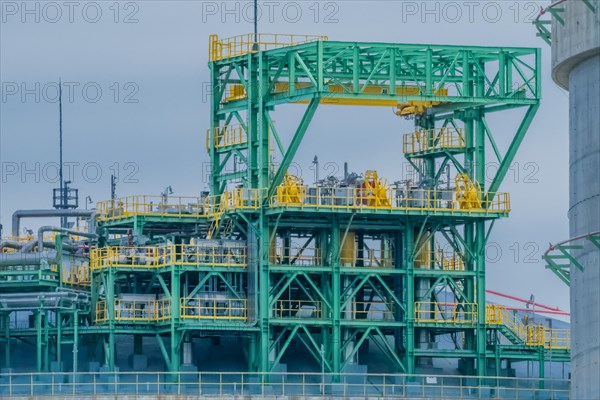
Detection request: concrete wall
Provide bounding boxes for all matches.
[551,1,600,398]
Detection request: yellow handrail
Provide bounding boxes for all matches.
[414,302,478,324]
[178,243,247,267]
[269,246,322,266]
[270,186,510,213]
[209,33,328,61]
[403,127,465,154]
[90,245,174,270]
[485,305,569,349]
[180,297,246,320]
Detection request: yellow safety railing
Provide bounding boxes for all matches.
[273,300,322,319]
[206,125,248,150]
[220,188,263,211]
[91,245,174,270]
[485,305,568,349]
[96,301,108,322]
[403,127,465,154]
[180,297,246,320]
[414,302,478,324]
[348,301,396,321]
[62,258,90,286]
[545,329,570,350]
[115,299,171,322]
[431,248,465,271]
[526,325,546,347]
[96,195,217,221]
[96,299,171,322]
[269,246,322,266]
[270,186,510,213]
[178,243,247,267]
[1,235,34,253]
[209,33,328,61]
[486,304,527,341]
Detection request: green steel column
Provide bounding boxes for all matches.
[259,214,270,372]
[43,310,49,371]
[248,333,257,371]
[463,108,476,374]
[56,310,62,365]
[475,60,487,376]
[331,218,341,376]
[73,310,79,376]
[106,268,115,370]
[257,51,270,189]
[209,60,220,195]
[404,225,415,375]
[539,351,545,389]
[36,309,42,373]
[247,53,259,188]
[2,314,9,368]
[170,265,181,374]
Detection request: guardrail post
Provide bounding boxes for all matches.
[30,374,33,397]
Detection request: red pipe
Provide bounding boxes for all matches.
[504,307,570,316]
[485,289,565,312]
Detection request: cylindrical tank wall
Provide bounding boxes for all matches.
[551,2,600,398]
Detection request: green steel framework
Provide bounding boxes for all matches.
[0,39,570,381]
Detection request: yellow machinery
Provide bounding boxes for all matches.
[394,88,449,116]
[276,174,306,205]
[359,171,391,208]
[455,174,482,210]
[340,231,356,266]
[224,83,448,114]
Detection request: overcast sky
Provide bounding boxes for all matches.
[0,1,571,315]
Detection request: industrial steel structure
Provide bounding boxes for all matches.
[1,35,570,388]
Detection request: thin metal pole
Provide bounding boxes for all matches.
[253,0,257,43]
[58,79,66,228]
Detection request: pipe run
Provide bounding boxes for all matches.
[11,209,96,237]
[0,252,58,266]
[37,226,97,254]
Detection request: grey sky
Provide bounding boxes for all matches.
[0,1,570,315]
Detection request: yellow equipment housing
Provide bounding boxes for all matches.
[223,83,448,115]
[455,174,482,210]
[276,174,306,205]
[361,171,391,208]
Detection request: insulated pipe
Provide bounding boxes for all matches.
[0,241,25,252]
[11,209,96,237]
[37,226,97,253]
[0,252,58,266]
[18,239,37,253]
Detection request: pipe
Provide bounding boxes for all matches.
[486,289,565,312]
[0,252,58,266]
[18,239,37,253]
[0,241,25,252]
[11,209,96,237]
[37,226,97,253]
